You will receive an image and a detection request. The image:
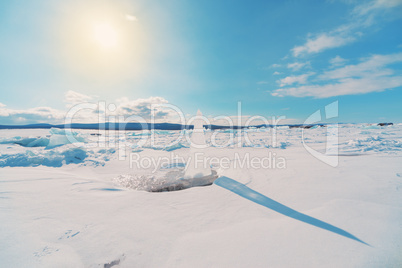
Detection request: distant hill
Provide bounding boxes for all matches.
[0,122,332,130]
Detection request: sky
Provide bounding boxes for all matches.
[0,0,402,125]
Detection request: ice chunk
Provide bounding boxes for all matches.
[49,127,80,136]
[0,136,50,147]
[154,130,174,135]
[26,137,50,147]
[46,128,86,149]
[164,142,189,152]
[0,147,88,167]
[114,170,218,192]
[344,135,402,153]
[184,110,212,179]
[62,148,87,164]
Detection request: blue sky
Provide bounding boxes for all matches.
[0,0,401,125]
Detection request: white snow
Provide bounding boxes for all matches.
[184,110,212,179]
[0,124,402,267]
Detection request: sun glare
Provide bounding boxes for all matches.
[92,22,118,49]
[57,2,148,80]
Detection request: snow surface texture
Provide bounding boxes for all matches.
[0,124,402,267]
[214,176,368,245]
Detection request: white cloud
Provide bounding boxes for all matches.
[292,34,355,57]
[64,90,93,108]
[0,106,65,125]
[0,92,178,124]
[1,91,301,125]
[278,73,314,87]
[271,52,402,98]
[287,62,310,71]
[291,0,402,57]
[329,55,348,67]
[272,75,402,98]
[113,96,177,122]
[353,0,402,16]
[273,71,282,75]
[321,53,402,80]
[270,63,281,68]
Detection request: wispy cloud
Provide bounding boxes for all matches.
[291,0,402,57]
[271,52,402,98]
[329,55,348,67]
[273,71,282,75]
[352,0,402,17]
[64,90,93,108]
[277,73,314,87]
[292,33,355,57]
[320,53,402,80]
[287,61,310,71]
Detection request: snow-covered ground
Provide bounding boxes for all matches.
[1,124,402,267]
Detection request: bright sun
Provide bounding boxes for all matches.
[58,4,147,80]
[92,22,118,49]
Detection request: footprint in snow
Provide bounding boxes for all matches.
[33,246,59,258]
[58,230,80,240]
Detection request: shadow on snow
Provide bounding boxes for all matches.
[214,176,369,245]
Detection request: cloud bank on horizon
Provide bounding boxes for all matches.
[0,92,174,125]
[1,91,297,126]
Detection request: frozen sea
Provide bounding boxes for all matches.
[0,124,401,267]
